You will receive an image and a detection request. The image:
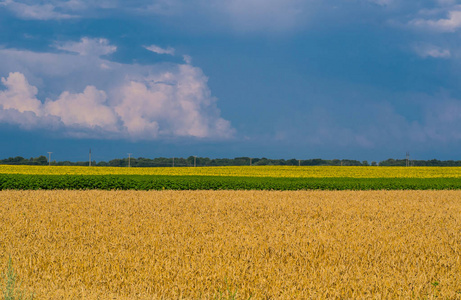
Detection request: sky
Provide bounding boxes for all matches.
[1,0,461,162]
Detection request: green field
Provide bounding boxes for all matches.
[1,174,461,190]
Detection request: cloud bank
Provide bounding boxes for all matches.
[5,0,458,35]
[0,38,234,140]
[1,0,311,32]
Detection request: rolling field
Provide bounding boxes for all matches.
[1,190,460,299]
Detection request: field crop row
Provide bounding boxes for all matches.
[1,190,460,299]
[3,165,461,178]
[1,174,461,190]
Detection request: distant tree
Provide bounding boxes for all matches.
[234,157,250,166]
[255,158,270,165]
[109,159,125,167]
[252,158,260,165]
[331,159,341,166]
[302,159,328,166]
[380,159,405,166]
[32,156,48,165]
[287,159,298,166]
[136,158,154,167]
[5,155,461,167]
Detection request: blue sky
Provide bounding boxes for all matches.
[1,0,461,162]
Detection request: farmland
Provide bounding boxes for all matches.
[2,165,461,190]
[3,165,461,178]
[1,190,460,299]
[1,166,460,298]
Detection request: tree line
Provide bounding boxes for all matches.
[2,156,461,167]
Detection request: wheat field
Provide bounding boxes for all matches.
[0,190,460,299]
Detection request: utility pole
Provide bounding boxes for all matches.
[172,157,175,167]
[194,156,197,167]
[250,158,252,166]
[47,152,52,166]
[298,160,301,167]
[89,148,92,167]
[128,153,132,167]
[406,152,410,167]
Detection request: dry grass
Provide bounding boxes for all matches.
[0,190,460,299]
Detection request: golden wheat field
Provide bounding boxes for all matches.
[3,165,461,178]
[1,190,460,299]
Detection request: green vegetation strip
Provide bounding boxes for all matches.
[0,174,461,190]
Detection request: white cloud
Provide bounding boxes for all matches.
[144,45,176,56]
[114,65,232,139]
[0,41,234,140]
[0,72,42,115]
[55,38,117,56]
[412,44,451,58]
[44,86,119,131]
[0,0,75,20]
[410,7,461,32]
[0,72,119,133]
[0,72,58,129]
